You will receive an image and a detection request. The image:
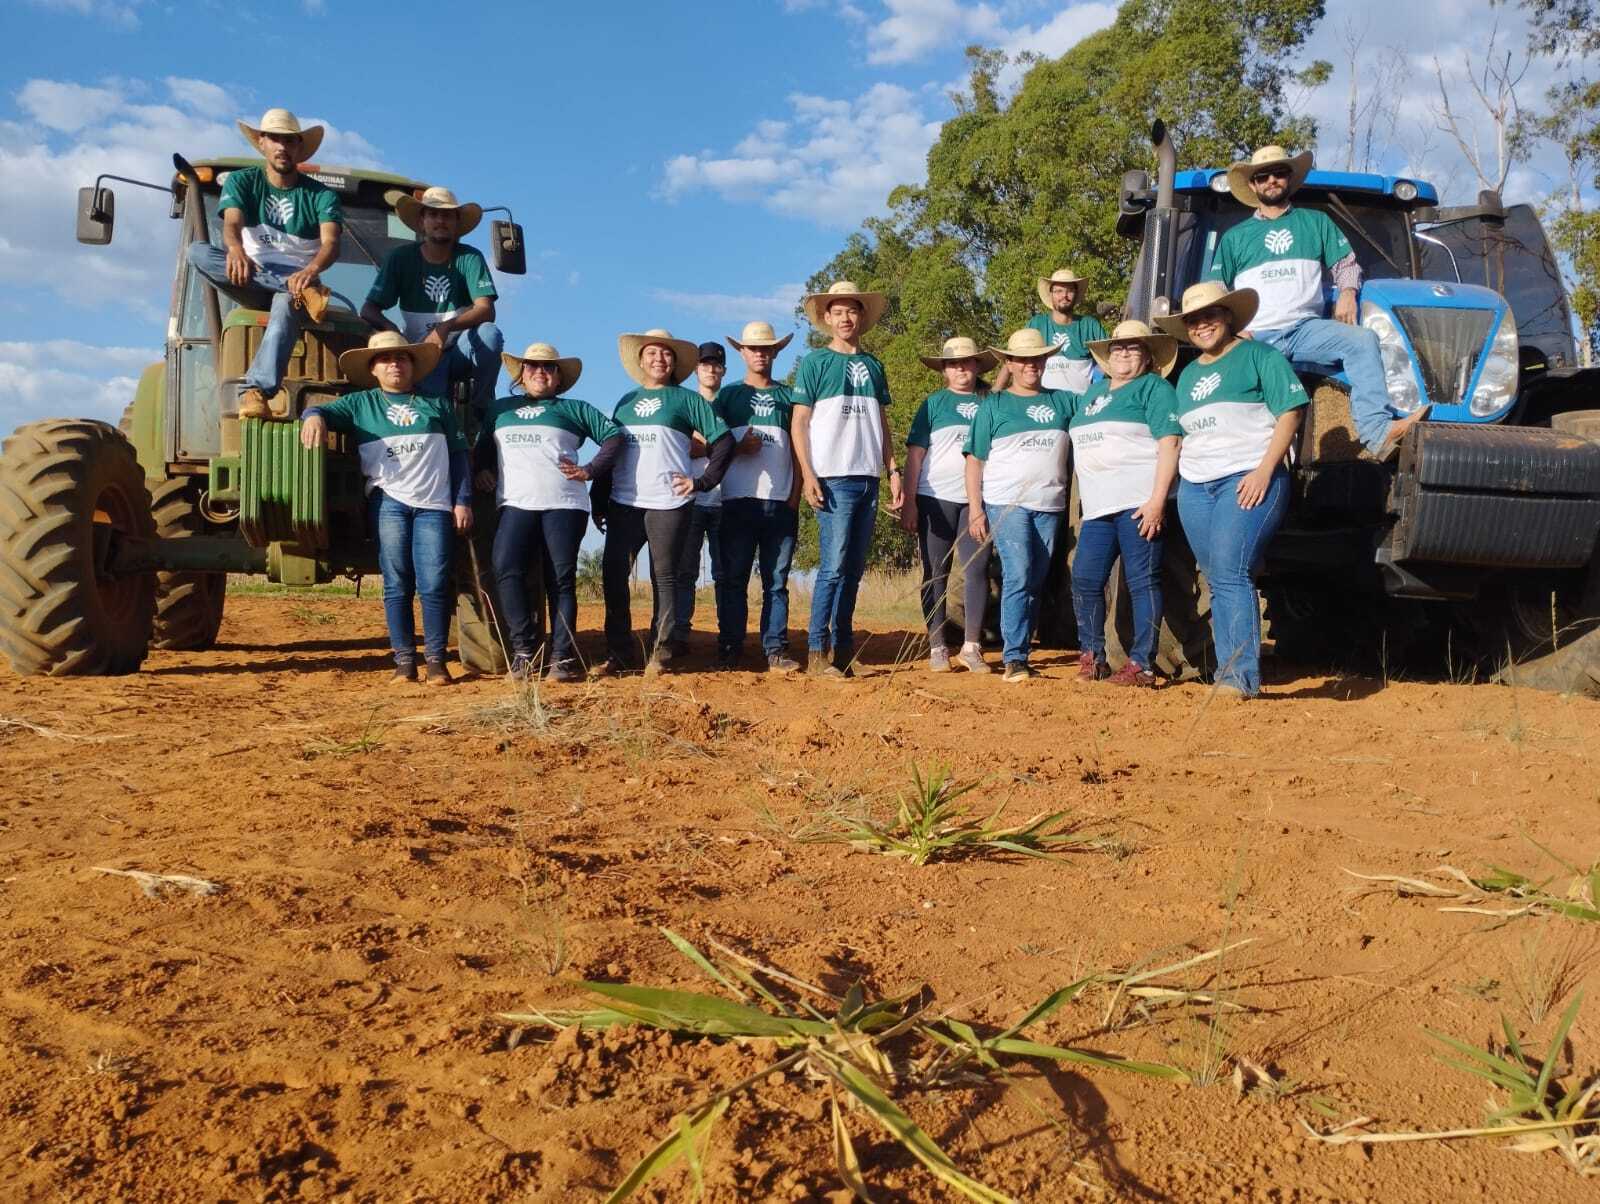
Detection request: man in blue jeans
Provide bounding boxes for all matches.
[791,282,902,677]
[1208,145,1429,457]
[186,108,341,420]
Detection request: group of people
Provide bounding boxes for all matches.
[204,110,1426,700]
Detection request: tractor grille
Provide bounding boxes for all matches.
[1392,306,1495,404]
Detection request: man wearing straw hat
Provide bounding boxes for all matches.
[1207,145,1427,457]
[1022,268,1107,395]
[792,281,900,678]
[186,108,342,420]
[362,186,503,418]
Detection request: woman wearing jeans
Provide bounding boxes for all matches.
[595,329,734,677]
[476,342,623,683]
[301,331,472,685]
[1069,320,1183,687]
[963,328,1076,683]
[1158,282,1307,698]
[900,336,995,673]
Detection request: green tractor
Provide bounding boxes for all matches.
[0,154,526,676]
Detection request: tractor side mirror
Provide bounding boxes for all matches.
[77,185,115,245]
[491,220,526,275]
[1119,169,1151,216]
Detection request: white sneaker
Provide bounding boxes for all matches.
[957,644,990,674]
[929,645,951,672]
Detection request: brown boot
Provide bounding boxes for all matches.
[297,284,331,324]
[238,388,272,420]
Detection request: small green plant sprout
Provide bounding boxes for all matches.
[802,763,1105,866]
[1344,850,1600,923]
[302,704,389,760]
[499,928,1185,1202]
[1302,994,1599,1175]
[286,603,337,625]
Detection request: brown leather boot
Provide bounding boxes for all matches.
[298,284,331,324]
[237,388,271,420]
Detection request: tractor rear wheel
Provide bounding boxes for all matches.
[0,419,156,675]
[150,476,226,650]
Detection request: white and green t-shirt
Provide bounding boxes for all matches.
[1026,312,1106,395]
[610,386,730,510]
[791,348,890,478]
[366,243,497,344]
[1068,375,1184,521]
[963,390,1075,513]
[1174,340,1308,483]
[1207,207,1352,333]
[485,395,620,513]
[313,389,463,511]
[718,382,795,502]
[218,166,342,277]
[906,388,984,504]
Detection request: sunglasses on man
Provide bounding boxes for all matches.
[1250,166,1292,184]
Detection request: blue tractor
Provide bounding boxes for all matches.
[1101,122,1600,694]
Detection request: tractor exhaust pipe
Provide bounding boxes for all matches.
[1153,120,1175,210]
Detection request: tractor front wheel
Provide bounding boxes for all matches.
[0,419,156,675]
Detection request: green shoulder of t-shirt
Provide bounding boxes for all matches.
[792,348,891,406]
[366,242,497,309]
[489,395,617,442]
[613,386,729,439]
[1209,206,1353,282]
[907,388,984,446]
[963,389,1072,458]
[218,166,342,236]
[1026,312,1104,357]
[318,389,463,447]
[718,382,792,428]
[1176,340,1309,417]
[1072,374,1183,436]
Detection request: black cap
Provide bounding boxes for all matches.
[696,341,726,364]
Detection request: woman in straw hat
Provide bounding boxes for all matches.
[1069,321,1184,687]
[595,330,734,676]
[900,337,996,673]
[300,332,470,686]
[476,343,623,683]
[1157,281,1308,700]
[962,328,1076,683]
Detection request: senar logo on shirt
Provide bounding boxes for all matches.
[385,402,420,426]
[845,360,872,390]
[1084,394,1112,416]
[264,195,296,226]
[1025,404,1056,423]
[956,401,978,420]
[1264,228,1295,255]
[423,275,453,304]
[1189,373,1223,401]
[514,405,546,419]
[751,396,775,416]
[633,397,663,418]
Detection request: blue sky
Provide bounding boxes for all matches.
[0,0,1586,432]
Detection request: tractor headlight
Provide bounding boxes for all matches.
[1361,301,1423,413]
[1469,309,1519,417]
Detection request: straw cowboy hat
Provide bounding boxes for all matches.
[502,342,582,393]
[1086,320,1179,379]
[1036,268,1086,311]
[726,320,794,353]
[617,328,699,386]
[802,281,888,334]
[1155,281,1260,343]
[1226,145,1314,208]
[989,327,1069,361]
[338,330,442,389]
[919,335,998,373]
[237,109,324,163]
[394,186,484,237]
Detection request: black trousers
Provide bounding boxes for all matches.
[602,502,693,660]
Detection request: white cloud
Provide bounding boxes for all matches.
[866,0,1003,66]
[649,282,807,324]
[17,80,122,132]
[1000,3,1117,60]
[663,83,941,228]
[0,340,152,427]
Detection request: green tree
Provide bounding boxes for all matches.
[795,0,1328,568]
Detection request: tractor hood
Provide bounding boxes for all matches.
[1358,277,1517,423]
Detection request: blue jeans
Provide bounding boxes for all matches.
[672,503,723,642]
[186,241,304,394]
[1072,509,1164,668]
[368,490,455,666]
[491,506,586,665]
[991,504,1062,666]
[1257,318,1391,453]
[1176,469,1290,696]
[719,498,798,656]
[419,323,504,417]
[808,476,878,657]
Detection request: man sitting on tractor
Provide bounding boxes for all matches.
[360,186,503,418]
[185,108,342,421]
[1206,145,1428,458]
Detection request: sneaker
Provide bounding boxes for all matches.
[391,661,418,684]
[297,283,331,323]
[928,645,951,673]
[1077,651,1111,681]
[508,652,535,683]
[592,656,626,679]
[957,644,991,674]
[715,648,739,671]
[667,638,690,659]
[767,652,801,673]
[238,388,272,420]
[547,660,581,683]
[1107,661,1157,688]
[424,659,453,687]
[807,651,830,677]
[1212,682,1251,702]
[1003,661,1035,683]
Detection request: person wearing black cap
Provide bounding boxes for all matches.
[670,341,729,657]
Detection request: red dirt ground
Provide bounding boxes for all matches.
[2,591,1598,1202]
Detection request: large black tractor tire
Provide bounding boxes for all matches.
[149,476,226,650]
[0,420,156,676]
